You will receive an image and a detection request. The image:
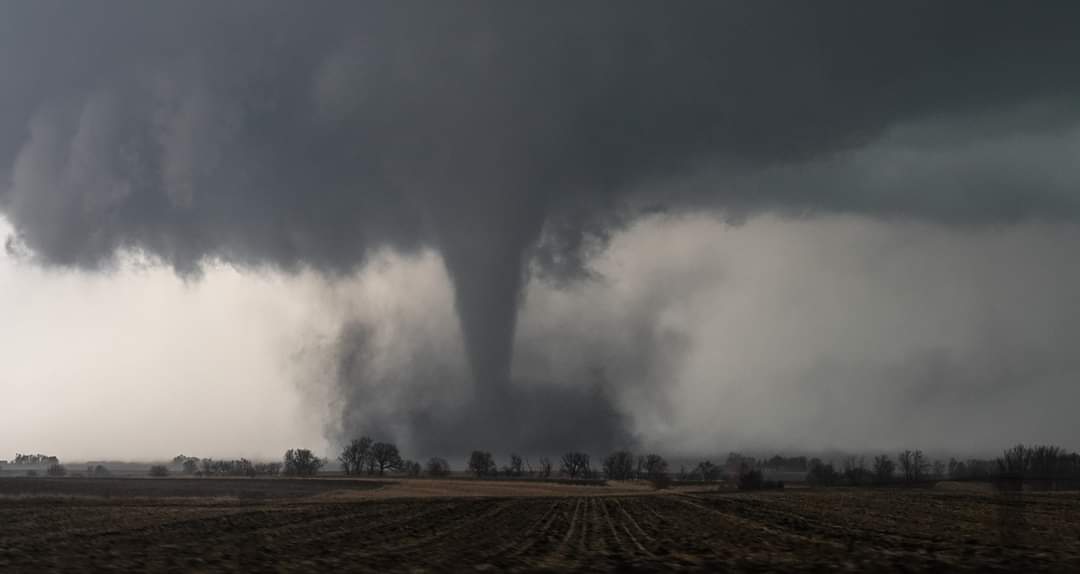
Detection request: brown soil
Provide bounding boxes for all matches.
[0,478,1077,572]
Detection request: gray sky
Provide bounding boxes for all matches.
[4,210,1079,460]
[2,1,1080,460]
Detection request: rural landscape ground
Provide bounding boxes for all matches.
[0,477,1078,572]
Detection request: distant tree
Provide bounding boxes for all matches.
[90,465,111,478]
[995,444,1080,484]
[603,451,635,480]
[339,437,373,476]
[694,460,722,481]
[931,460,946,479]
[172,454,199,469]
[640,454,668,479]
[504,454,524,477]
[898,449,929,482]
[369,442,402,475]
[426,457,451,477]
[468,451,497,478]
[872,455,895,484]
[148,465,169,477]
[947,457,963,478]
[806,458,839,486]
[46,463,67,477]
[764,455,808,472]
[283,448,324,476]
[842,456,871,485]
[897,450,913,481]
[725,452,753,472]
[14,453,59,466]
[560,452,591,479]
[537,456,553,478]
[400,459,422,477]
[736,464,764,490]
[255,462,282,476]
[239,458,258,477]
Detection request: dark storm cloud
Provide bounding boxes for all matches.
[3,1,1080,452]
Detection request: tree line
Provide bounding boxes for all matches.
[9,453,60,465]
[803,444,1080,488]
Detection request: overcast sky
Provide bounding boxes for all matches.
[2,2,1080,461]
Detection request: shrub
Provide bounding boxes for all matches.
[90,465,111,477]
[149,465,169,477]
[26,470,38,477]
[46,464,67,477]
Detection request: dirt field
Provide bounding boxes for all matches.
[0,478,1077,572]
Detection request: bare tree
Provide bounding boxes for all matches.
[806,458,839,485]
[931,459,946,479]
[283,448,324,476]
[694,460,722,481]
[181,459,199,475]
[370,442,402,475]
[504,453,524,477]
[640,454,668,479]
[912,450,928,481]
[255,462,282,476]
[339,437,373,475]
[400,459,422,477]
[842,456,870,485]
[872,455,895,484]
[468,451,496,477]
[537,456,553,478]
[426,457,451,477]
[898,449,928,482]
[603,451,635,480]
[560,452,591,479]
[14,454,59,466]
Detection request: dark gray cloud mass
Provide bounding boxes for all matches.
[3,1,1080,453]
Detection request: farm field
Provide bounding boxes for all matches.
[0,478,1078,572]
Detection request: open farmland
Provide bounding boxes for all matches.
[0,478,1078,572]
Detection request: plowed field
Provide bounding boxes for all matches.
[0,479,1078,572]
